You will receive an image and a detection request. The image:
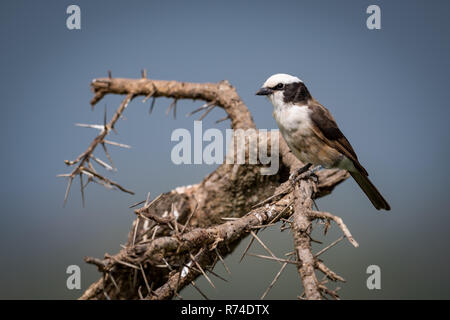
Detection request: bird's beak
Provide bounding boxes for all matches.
[256,87,273,96]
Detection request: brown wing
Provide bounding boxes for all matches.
[308,100,368,176]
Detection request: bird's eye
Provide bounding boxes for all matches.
[274,83,284,90]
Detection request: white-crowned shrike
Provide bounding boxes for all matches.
[256,73,390,210]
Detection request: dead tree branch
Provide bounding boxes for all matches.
[61,72,356,300]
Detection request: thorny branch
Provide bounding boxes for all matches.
[62,70,357,300]
[58,91,134,206]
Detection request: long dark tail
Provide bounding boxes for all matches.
[350,171,390,211]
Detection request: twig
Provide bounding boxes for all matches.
[60,93,134,205]
[315,260,345,282]
[308,211,359,248]
[81,166,134,195]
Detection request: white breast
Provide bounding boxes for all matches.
[272,103,317,164]
[271,100,347,168]
[274,104,312,136]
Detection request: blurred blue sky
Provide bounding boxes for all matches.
[1,0,450,299]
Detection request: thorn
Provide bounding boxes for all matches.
[261,258,290,299]
[149,97,156,115]
[191,281,209,300]
[206,269,228,283]
[246,253,296,265]
[116,259,140,270]
[249,230,281,265]
[171,203,179,234]
[161,257,173,271]
[83,176,92,189]
[103,140,131,149]
[80,173,85,207]
[81,166,134,195]
[145,192,151,207]
[104,105,107,128]
[190,252,215,289]
[181,202,197,234]
[151,226,159,240]
[215,115,230,124]
[91,155,114,171]
[313,199,319,211]
[142,193,162,210]
[101,143,115,169]
[138,286,144,300]
[141,69,147,79]
[143,93,153,103]
[166,99,178,119]
[63,175,74,207]
[198,105,214,121]
[74,123,105,131]
[215,248,231,276]
[173,100,177,119]
[56,173,71,178]
[139,264,151,296]
[252,188,291,209]
[186,101,214,117]
[132,216,140,246]
[314,236,345,258]
[129,199,146,209]
[87,160,96,173]
[108,272,120,292]
[108,70,112,79]
[239,233,256,263]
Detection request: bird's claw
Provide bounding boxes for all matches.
[300,171,319,183]
[289,164,321,186]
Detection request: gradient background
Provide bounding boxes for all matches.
[1,0,449,299]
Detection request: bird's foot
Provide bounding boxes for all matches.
[289,163,312,184]
[299,170,319,184]
[289,164,322,186]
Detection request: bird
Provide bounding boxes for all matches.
[256,73,390,210]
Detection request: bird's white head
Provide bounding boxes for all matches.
[256,73,307,108]
[262,73,302,88]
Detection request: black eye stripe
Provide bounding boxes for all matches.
[282,82,311,103]
[272,83,284,90]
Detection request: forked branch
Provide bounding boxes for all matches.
[61,72,357,300]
